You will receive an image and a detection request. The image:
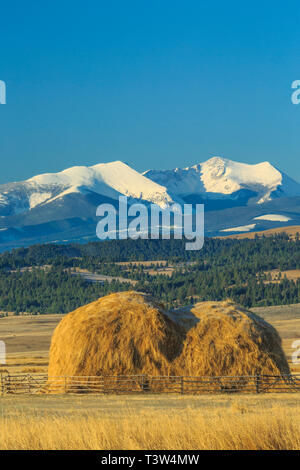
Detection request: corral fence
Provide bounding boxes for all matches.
[1,373,300,395]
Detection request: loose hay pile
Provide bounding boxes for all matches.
[48,291,184,391]
[169,300,290,392]
[48,292,290,393]
[170,300,290,377]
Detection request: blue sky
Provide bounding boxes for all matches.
[0,1,299,184]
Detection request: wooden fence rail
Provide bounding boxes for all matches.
[1,373,300,395]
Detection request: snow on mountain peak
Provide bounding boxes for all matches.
[1,157,300,221]
[144,156,300,204]
[199,157,282,198]
[1,160,174,216]
[88,160,173,205]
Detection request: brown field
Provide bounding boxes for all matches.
[0,314,63,374]
[116,260,168,266]
[1,303,300,449]
[1,394,300,449]
[252,304,300,374]
[263,269,300,283]
[115,260,197,276]
[117,260,175,276]
[220,224,300,240]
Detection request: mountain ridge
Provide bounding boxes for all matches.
[0,160,174,218]
[0,156,300,250]
[144,156,300,205]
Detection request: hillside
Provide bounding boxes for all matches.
[1,157,300,249]
[221,225,300,239]
[0,236,300,313]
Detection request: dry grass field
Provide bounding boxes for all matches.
[252,303,300,374]
[221,225,300,240]
[0,314,63,374]
[263,269,300,283]
[115,260,197,276]
[1,394,300,449]
[1,303,300,449]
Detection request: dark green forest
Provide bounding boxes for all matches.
[0,234,300,314]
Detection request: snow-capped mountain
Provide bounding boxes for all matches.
[0,156,300,250]
[144,157,300,205]
[0,161,173,218]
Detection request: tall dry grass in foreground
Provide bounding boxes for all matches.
[1,405,300,450]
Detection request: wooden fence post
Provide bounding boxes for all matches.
[0,372,297,395]
[142,375,145,393]
[7,373,10,394]
[141,375,149,392]
[256,374,261,393]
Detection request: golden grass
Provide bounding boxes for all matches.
[264,269,300,282]
[219,225,300,240]
[1,402,300,450]
[0,357,49,375]
[0,313,62,374]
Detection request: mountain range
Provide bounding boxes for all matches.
[0,156,300,250]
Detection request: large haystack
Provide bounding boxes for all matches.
[48,291,184,385]
[170,300,290,378]
[48,293,290,393]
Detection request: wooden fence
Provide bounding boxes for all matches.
[1,373,300,395]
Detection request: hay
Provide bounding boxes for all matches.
[170,300,290,379]
[48,291,184,390]
[48,293,290,393]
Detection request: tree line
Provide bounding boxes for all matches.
[0,234,299,313]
